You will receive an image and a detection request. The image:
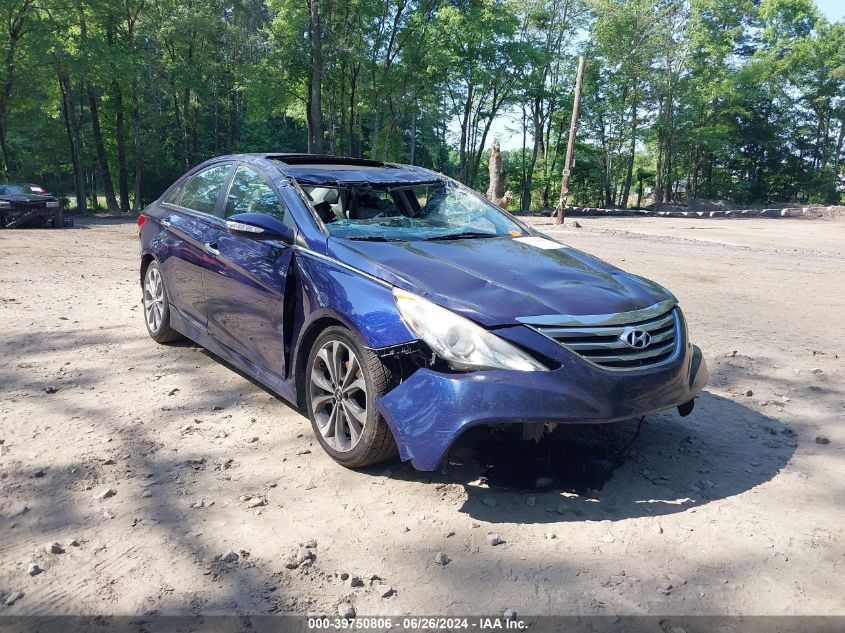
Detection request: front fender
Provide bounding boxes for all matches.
[293,250,415,350]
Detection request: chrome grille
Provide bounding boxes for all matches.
[529,307,681,370]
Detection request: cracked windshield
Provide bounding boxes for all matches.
[302,181,524,241]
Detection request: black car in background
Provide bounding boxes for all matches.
[0,183,64,229]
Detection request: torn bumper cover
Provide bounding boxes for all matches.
[376,337,709,471]
[0,204,60,228]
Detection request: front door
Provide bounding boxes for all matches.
[202,164,296,379]
[157,163,233,331]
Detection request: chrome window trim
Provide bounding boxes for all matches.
[292,245,393,288]
[516,298,677,328]
[159,201,218,220]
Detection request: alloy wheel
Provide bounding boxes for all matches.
[143,267,165,334]
[309,339,368,452]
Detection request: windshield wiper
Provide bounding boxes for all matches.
[345,235,406,242]
[422,231,500,241]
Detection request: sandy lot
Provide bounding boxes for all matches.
[0,215,843,618]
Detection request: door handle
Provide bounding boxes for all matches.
[205,242,220,256]
[160,218,171,228]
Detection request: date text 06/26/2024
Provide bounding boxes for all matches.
[307,616,526,630]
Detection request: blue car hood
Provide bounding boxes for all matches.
[328,235,674,327]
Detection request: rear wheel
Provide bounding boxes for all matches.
[142,261,183,343]
[306,326,398,468]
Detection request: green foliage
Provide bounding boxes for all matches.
[0,0,842,208]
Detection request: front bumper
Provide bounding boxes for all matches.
[376,334,709,471]
[1,206,59,228]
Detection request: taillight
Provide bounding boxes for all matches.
[137,214,147,229]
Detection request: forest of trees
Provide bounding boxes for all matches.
[1,0,843,213]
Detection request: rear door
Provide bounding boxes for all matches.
[156,163,233,332]
[202,163,297,378]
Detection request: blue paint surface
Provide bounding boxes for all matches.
[141,154,709,470]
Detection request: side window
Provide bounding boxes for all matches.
[163,184,181,204]
[224,166,293,228]
[179,164,232,215]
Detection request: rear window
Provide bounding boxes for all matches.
[179,164,232,215]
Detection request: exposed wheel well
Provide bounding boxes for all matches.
[140,254,155,288]
[294,316,345,409]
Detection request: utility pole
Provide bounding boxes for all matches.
[556,55,586,225]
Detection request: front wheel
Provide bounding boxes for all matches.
[142,261,183,343]
[306,326,398,468]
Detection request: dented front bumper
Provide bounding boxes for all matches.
[375,334,709,471]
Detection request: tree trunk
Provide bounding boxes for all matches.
[469,113,497,189]
[555,55,586,224]
[308,0,324,153]
[620,98,637,208]
[58,69,86,214]
[213,81,219,153]
[520,107,527,211]
[0,125,9,178]
[543,114,567,208]
[114,82,130,212]
[182,89,193,167]
[131,76,142,212]
[458,83,474,184]
[655,94,668,205]
[87,83,120,213]
[636,170,644,209]
[348,64,359,156]
[0,0,35,177]
[409,102,417,164]
[522,95,543,212]
[382,99,395,161]
[124,0,143,212]
[833,114,845,181]
[0,37,14,174]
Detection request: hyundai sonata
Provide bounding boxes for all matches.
[138,154,708,470]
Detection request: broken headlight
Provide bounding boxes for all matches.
[393,288,548,372]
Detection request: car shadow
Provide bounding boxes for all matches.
[384,391,797,524]
[184,342,304,414]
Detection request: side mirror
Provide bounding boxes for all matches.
[226,212,295,245]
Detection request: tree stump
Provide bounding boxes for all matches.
[486,141,510,207]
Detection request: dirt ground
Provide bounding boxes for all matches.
[0,215,843,618]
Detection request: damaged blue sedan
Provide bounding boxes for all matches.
[138,154,709,470]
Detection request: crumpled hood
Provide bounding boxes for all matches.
[328,235,674,327]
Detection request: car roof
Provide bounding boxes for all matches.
[220,153,442,186]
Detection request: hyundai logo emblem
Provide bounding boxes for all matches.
[621,327,652,349]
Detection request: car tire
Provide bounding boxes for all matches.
[306,326,399,468]
[142,261,184,344]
